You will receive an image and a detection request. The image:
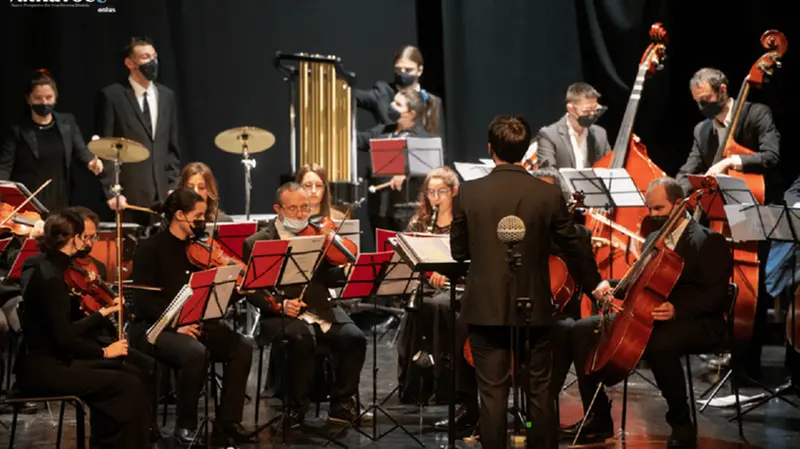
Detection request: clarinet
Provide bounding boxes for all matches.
[427,206,439,233]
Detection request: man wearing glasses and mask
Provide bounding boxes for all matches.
[534,82,612,170]
[242,182,369,429]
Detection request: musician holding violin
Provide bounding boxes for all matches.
[296,162,346,220]
[128,188,254,447]
[16,210,152,449]
[563,177,732,448]
[242,182,368,427]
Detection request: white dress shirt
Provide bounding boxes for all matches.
[129,75,158,137]
[712,98,734,139]
[566,114,588,169]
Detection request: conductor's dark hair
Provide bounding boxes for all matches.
[40,210,85,252]
[647,177,685,203]
[690,68,729,93]
[153,188,204,222]
[488,115,531,164]
[125,36,155,58]
[275,182,305,206]
[69,206,99,227]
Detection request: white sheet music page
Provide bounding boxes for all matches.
[725,204,800,243]
[398,234,454,264]
[377,251,417,296]
[203,264,241,320]
[280,235,325,286]
[454,162,493,181]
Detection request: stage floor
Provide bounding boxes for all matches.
[2,329,798,448]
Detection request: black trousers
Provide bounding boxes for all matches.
[18,356,150,449]
[566,315,722,430]
[467,324,555,449]
[259,317,366,412]
[130,321,253,430]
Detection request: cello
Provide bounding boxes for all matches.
[693,30,787,345]
[586,179,714,386]
[586,23,668,281]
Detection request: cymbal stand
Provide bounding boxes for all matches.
[238,134,256,221]
[110,144,124,339]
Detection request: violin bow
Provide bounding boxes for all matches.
[0,179,51,229]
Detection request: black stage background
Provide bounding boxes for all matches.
[2,0,796,230]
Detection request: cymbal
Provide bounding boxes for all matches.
[214,126,275,154]
[88,137,150,163]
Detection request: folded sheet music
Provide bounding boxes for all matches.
[146,284,194,345]
[454,162,493,181]
[395,234,455,266]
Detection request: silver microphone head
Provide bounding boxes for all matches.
[497,215,526,245]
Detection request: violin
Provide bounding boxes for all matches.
[297,215,358,266]
[64,256,120,315]
[185,235,282,313]
[0,202,42,236]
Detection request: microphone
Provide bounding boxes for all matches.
[497,215,526,246]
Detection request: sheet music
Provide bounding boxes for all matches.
[725,204,800,242]
[454,162,493,181]
[396,234,455,265]
[378,251,418,296]
[560,168,645,208]
[280,235,325,286]
[407,137,444,175]
[478,158,496,166]
[331,219,361,253]
[715,175,757,205]
[203,265,241,319]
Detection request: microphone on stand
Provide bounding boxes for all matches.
[497,215,526,246]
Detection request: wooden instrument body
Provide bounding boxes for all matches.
[587,246,684,386]
[90,235,132,283]
[724,141,765,205]
[549,255,575,312]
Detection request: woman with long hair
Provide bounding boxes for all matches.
[176,162,233,222]
[295,163,345,220]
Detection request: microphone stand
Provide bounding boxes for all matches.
[505,241,527,447]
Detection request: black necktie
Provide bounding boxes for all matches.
[141,91,153,137]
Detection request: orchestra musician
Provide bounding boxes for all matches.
[128,189,254,446]
[177,162,233,223]
[563,177,732,448]
[397,166,479,433]
[451,115,603,449]
[16,210,151,448]
[0,69,104,212]
[95,36,182,226]
[242,182,368,427]
[676,67,781,380]
[535,82,611,170]
[295,163,346,220]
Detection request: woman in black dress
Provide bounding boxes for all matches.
[0,70,103,212]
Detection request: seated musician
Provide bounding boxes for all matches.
[16,210,151,448]
[561,177,732,448]
[177,162,233,223]
[397,166,479,433]
[128,188,254,447]
[242,182,368,427]
[296,163,346,220]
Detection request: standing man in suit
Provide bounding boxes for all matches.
[450,115,603,449]
[676,67,781,379]
[95,36,182,226]
[535,82,611,170]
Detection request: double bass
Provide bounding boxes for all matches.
[587,179,714,386]
[586,23,668,281]
[692,30,787,346]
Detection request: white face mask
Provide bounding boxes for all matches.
[282,216,308,234]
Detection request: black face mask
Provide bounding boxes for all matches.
[698,97,724,120]
[138,59,159,81]
[387,104,402,122]
[74,247,92,258]
[183,218,206,239]
[641,215,670,238]
[31,103,55,117]
[394,71,417,88]
[576,106,607,128]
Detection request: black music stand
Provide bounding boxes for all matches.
[393,233,470,449]
[325,250,418,446]
[722,202,800,418]
[243,235,349,448]
[8,239,39,280]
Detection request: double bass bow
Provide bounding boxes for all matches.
[693,29,787,346]
[586,23,668,281]
[586,178,715,386]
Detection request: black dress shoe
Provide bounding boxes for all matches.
[172,427,196,446]
[217,422,258,443]
[560,411,614,443]
[667,424,697,448]
[434,404,479,432]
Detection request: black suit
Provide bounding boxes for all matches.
[0,112,95,211]
[450,163,602,449]
[242,219,366,412]
[676,101,781,203]
[95,81,181,223]
[535,115,611,169]
[566,219,731,434]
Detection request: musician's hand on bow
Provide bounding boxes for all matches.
[652,301,676,321]
[705,156,741,176]
[177,324,202,339]
[283,298,306,318]
[31,219,45,239]
[100,297,122,317]
[103,339,128,358]
[428,272,448,289]
[592,280,613,304]
[390,175,407,191]
[106,195,128,211]
[88,158,103,176]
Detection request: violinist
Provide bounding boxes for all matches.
[128,188,254,447]
[397,166,479,432]
[296,163,346,220]
[242,182,368,427]
[676,68,781,380]
[565,177,732,448]
[16,210,151,448]
[177,162,233,223]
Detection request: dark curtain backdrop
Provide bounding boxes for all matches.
[1,0,417,223]
[440,0,796,187]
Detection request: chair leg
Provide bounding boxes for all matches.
[74,401,86,449]
[730,354,745,440]
[685,355,698,427]
[255,347,263,425]
[56,401,66,449]
[9,408,19,449]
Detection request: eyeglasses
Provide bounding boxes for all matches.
[82,234,100,243]
[281,205,311,214]
[426,188,452,198]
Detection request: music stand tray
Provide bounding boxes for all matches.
[369,137,444,177]
[8,238,39,280]
[559,167,646,209]
[212,222,258,261]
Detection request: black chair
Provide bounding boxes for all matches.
[5,395,87,449]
